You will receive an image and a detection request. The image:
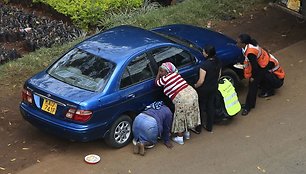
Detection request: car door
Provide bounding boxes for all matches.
[117,53,159,114]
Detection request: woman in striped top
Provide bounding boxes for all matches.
[156,62,201,145]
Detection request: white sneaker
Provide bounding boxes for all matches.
[132,139,137,145]
[184,131,190,140]
[172,136,184,145]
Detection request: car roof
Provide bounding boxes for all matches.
[77,25,173,64]
[152,24,236,50]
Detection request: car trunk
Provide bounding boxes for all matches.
[26,71,96,120]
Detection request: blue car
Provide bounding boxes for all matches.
[20,24,243,148]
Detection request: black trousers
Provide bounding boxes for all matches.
[244,69,266,111]
[198,89,217,131]
[260,72,284,92]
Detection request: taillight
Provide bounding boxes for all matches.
[22,88,33,104]
[65,108,92,122]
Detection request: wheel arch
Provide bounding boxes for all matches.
[220,66,243,88]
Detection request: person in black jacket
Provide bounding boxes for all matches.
[194,45,222,132]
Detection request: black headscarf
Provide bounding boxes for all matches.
[238,34,258,46]
[204,44,216,59]
[204,44,221,72]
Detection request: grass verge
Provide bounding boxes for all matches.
[0,0,268,90]
[100,0,268,29]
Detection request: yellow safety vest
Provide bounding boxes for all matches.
[218,79,241,116]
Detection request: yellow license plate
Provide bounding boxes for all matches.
[42,99,57,115]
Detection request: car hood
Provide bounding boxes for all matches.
[27,71,97,104]
[151,24,237,50]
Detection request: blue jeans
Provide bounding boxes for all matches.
[132,113,158,144]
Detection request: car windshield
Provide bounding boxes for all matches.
[48,48,115,92]
[153,31,202,52]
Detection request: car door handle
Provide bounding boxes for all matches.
[127,94,135,99]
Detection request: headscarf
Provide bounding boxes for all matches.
[238,34,258,46]
[204,44,216,58]
[160,62,178,73]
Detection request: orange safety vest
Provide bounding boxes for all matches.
[243,44,270,79]
[268,54,285,79]
[243,58,252,79]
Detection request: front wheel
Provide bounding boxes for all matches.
[220,68,240,88]
[105,115,132,148]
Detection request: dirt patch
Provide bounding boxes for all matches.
[0,3,306,174]
[0,87,71,174]
[6,0,72,23]
[214,4,306,53]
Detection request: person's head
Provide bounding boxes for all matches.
[236,34,258,48]
[159,62,178,76]
[158,67,168,76]
[203,44,216,58]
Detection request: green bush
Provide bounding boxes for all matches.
[32,0,143,28]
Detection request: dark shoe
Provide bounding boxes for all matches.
[205,127,212,132]
[203,124,212,132]
[190,125,201,134]
[139,143,145,156]
[133,143,140,154]
[195,125,202,133]
[241,104,246,108]
[258,91,274,98]
[241,109,249,116]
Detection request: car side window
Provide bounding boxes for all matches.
[151,47,195,68]
[120,54,153,88]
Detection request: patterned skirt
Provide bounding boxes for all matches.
[171,85,201,133]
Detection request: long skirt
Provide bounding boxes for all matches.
[132,113,158,144]
[171,85,201,133]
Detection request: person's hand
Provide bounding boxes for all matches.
[156,69,162,78]
[156,70,161,81]
[164,141,173,149]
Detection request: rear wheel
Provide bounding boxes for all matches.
[105,115,132,148]
[220,68,240,87]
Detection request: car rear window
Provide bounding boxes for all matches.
[48,48,115,92]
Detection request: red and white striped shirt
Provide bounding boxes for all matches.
[156,73,188,100]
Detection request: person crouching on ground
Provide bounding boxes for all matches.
[155,62,201,145]
[132,101,173,156]
[259,54,285,98]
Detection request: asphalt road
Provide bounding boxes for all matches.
[16,24,306,174]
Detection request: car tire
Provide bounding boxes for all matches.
[220,68,240,87]
[105,115,133,148]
